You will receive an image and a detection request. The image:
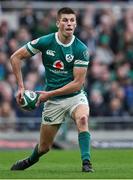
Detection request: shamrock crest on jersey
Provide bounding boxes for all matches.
[65,54,74,62]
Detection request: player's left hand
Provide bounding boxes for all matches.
[35,91,51,106]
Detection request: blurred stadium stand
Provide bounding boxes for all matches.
[0,1,133,149]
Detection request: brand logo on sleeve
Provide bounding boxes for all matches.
[31,38,40,45]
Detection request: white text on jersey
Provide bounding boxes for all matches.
[46,50,56,56]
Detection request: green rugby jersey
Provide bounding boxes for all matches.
[25,32,90,99]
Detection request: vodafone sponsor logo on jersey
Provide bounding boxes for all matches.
[53,60,64,70]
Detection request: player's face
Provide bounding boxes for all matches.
[57,14,77,38]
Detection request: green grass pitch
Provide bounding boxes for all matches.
[0,149,133,179]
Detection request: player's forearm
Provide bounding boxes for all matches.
[48,80,83,97]
[10,56,24,89]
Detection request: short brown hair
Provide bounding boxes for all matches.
[57,7,76,19]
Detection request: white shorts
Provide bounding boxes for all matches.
[42,92,89,125]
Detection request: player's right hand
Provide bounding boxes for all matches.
[35,91,51,106]
[16,87,25,105]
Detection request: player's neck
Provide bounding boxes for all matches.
[57,32,73,44]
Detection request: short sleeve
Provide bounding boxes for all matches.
[25,38,42,56]
[74,49,90,68]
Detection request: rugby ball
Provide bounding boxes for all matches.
[20,90,39,111]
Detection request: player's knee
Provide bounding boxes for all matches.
[78,115,88,127]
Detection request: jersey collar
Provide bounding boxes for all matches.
[55,32,75,47]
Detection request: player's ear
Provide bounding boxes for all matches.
[56,21,59,28]
[75,20,77,28]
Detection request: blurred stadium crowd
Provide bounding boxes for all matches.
[0,4,133,130]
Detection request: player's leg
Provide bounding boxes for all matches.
[38,123,60,154]
[29,123,60,162]
[72,104,94,172]
[10,124,60,170]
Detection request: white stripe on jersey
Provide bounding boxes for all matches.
[74,60,89,66]
[27,42,40,54]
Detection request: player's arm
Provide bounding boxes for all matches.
[50,48,89,97]
[10,47,32,103]
[36,67,87,104]
[50,67,87,95]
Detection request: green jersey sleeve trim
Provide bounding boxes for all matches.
[26,42,40,55]
[25,44,34,55]
[74,64,88,67]
[74,60,89,66]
